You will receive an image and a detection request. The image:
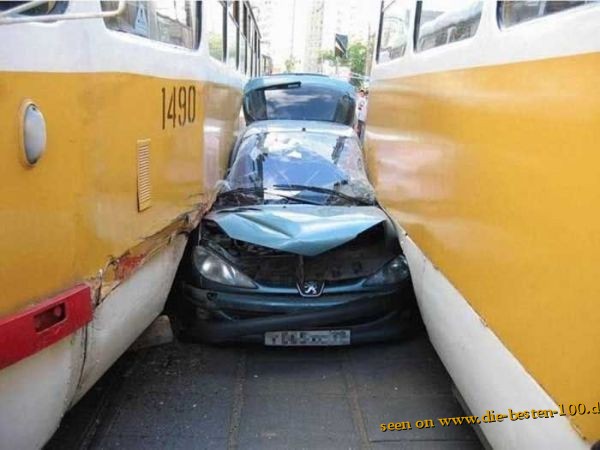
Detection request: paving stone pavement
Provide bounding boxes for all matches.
[47,332,482,450]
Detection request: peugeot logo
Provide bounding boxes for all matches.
[297,280,324,297]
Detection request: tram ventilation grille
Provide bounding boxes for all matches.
[137,139,152,211]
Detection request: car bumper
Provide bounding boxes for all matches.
[182,282,413,344]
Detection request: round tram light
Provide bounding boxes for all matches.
[20,101,47,166]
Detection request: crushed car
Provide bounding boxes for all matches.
[175,120,416,345]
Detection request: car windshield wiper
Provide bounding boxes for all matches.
[272,184,372,205]
[217,187,263,199]
[218,187,323,206]
[264,190,323,205]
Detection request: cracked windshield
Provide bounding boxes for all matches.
[218,130,375,207]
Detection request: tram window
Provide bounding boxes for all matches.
[498,1,591,27]
[0,1,68,15]
[255,37,260,75]
[415,0,483,52]
[378,0,411,62]
[103,1,198,49]
[249,48,254,76]
[238,34,246,72]
[229,0,239,22]
[242,3,249,37]
[248,20,255,75]
[238,4,248,73]
[255,30,261,75]
[208,0,225,61]
[226,11,238,68]
[240,35,247,73]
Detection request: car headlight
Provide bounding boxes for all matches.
[363,255,409,287]
[193,247,257,289]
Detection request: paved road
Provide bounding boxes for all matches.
[48,332,481,450]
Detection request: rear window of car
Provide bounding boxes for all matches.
[244,84,356,126]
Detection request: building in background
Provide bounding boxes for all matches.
[304,0,325,73]
[253,0,309,73]
[254,0,274,62]
[304,0,379,76]
[254,0,379,76]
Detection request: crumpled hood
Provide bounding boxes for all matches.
[205,205,389,256]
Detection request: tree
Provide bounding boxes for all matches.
[319,42,369,87]
[318,49,337,66]
[346,41,368,87]
[284,56,299,73]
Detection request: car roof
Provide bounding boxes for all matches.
[241,120,357,139]
[244,74,356,97]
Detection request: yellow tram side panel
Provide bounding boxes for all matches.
[367,52,600,439]
[0,71,241,318]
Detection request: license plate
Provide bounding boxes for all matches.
[264,330,351,346]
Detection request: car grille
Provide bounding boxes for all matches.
[203,221,398,288]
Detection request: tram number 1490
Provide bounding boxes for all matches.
[161,86,197,129]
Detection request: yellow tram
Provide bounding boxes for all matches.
[369,1,600,448]
[0,1,262,448]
